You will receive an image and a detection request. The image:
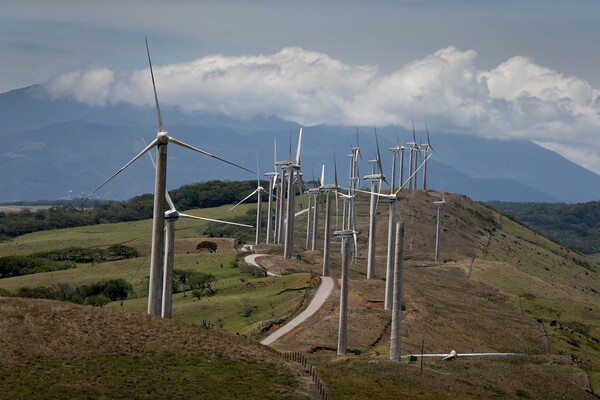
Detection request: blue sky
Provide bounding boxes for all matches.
[2,1,600,172]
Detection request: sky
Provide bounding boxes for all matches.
[2,0,600,173]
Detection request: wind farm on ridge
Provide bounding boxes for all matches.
[0,40,599,400]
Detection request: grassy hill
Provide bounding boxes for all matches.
[0,297,318,399]
[0,191,599,399]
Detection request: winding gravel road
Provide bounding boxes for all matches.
[243,253,334,346]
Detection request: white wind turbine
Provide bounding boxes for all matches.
[275,139,292,245]
[162,192,251,318]
[283,128,303,259]
[264,140,278,244]
[355,152,432,309]
[320,159,340,277]
[363,128,387,280]
[85,39,252,316]
[230,156,268,246]
[305,166,323,250]
[406,122,420,191]
[340,132,361,262]
[421,122,435,191]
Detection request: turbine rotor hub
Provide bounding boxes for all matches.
[157,130,169,145]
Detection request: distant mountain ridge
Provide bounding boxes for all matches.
[2,85,600,203]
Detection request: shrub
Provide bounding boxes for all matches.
[240,297,256,317]
[196,241,218,253]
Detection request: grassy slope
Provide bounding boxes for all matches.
[0,297,317,400]
[274,190,600,399]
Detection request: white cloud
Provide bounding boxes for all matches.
[44,67,115,106]
[42,46,600,173]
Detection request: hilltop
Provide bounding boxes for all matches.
[0,190,598,399]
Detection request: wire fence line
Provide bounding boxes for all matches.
[264,347,332,400]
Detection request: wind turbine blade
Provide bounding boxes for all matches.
[229,189,259,211]
[334,152,339,188]
[145,37,163,132]
[165,191,176,212]
[356,127,362,160]
[256,152,260,187]
[178,213,253,228]
[274,138,278,168]
[354,188,392,199]
[295,127,303,166]
[169,137,253,174]
[321,164,325,187]
[288,132,292,162]
[84,138,158,202]
[425,121,435,152]
[412,120,416,143]
[374,127,389,187]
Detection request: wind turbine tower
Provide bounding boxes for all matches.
[364,130,386,280]
[335,229,354,355]
[320,160,339,277]
[390,221,405,361]
[283,128,303,259]
[264,170,278,244]
[434,197,446,263]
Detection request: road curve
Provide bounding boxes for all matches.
[243,251,334,346]
[244,253,280,277]
[261,275,334,346]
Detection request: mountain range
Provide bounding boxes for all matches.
[2,84,600,203]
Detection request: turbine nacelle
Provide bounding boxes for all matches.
[363,173,385,182]
[164,209,180,221]
[157,130,169,144]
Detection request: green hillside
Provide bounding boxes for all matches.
[487,200,600,255]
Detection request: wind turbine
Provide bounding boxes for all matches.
[434,196,446,263]
[230,157,267,245]
[85,39,252,316]
[421,122,435,191]
[320,159,339,277]
[355,152,432,309]
[264,140,278,245]
[305,166,323,250]
[363,128,386,280]
[283,128,303,259]
[162,192,251,318]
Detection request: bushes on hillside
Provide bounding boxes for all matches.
[0,255,76,278]
[31,244,139,264]
[196,241,218,253]
[14,278,135,307]
[173,269,217,297]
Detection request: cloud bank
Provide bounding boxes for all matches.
[43,46,600,173]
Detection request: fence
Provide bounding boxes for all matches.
[264,347,332,400]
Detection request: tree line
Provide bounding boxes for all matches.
[0,180,266,240]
